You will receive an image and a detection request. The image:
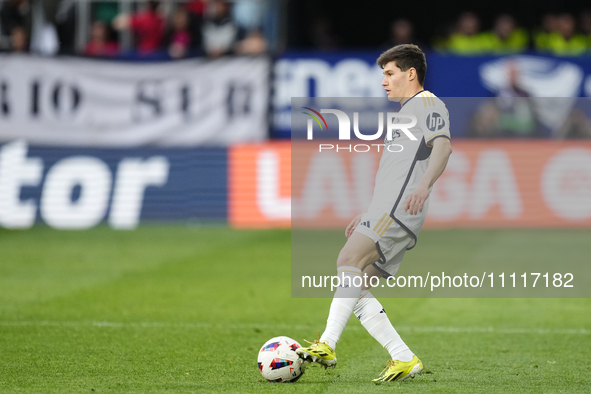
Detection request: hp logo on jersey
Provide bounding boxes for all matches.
[426,112,445,132]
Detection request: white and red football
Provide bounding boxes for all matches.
[257,336,306,383]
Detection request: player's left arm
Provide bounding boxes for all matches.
[404,137,452,215]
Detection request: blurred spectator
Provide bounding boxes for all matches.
[580,10,591,56]
[447,12,488,55]
[85,20,118,57]
[93,1,119,24]
[168,7,191,59]
[233,0,266,31]
[236,29,267,54]
[554,108,591,139]
[380,19,426,50]
[534,13,557,52]
[482,14,528,54]
[186,0,206,52]
[29,0,59,56]
[1,0,30,48]
[232,0,273,52]
[536,13,586,56]
[470,62,539,138]
[549,13,587,55]
[432,23,454,53]
[55,0,75,54]
[202,0,242,58]
[10,25,28,52]
[309,17,341,50]
[1,0,29,36]
[113,0,165,54]
[187,0,207,16]
[580,9,591,40]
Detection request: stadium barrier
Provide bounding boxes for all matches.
[1,139,589,230]
[229,140,591,228]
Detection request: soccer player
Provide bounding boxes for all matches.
[296,44,452,383]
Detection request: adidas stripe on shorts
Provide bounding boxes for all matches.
[354,210,414,278]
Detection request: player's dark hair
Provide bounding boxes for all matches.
[377,44,427,86]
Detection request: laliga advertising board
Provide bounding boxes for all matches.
[228,141,591,229]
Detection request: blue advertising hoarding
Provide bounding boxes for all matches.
[273,51,591,138]
[0,141,227,229]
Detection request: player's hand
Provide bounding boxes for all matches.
[404,184,430,215]
[345,213,364,238]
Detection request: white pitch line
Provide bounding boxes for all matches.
[0,321,588,335]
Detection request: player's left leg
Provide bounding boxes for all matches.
[356,265,414,362]
[356,265,423,382]
[297,232,379,368]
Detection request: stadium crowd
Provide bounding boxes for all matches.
[3,1,591,58]
[311,11,591,56]
[0,0,274,58]
[436,11,591,56]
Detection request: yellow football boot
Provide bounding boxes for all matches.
[295,337,337,369]
[373,355,423,383]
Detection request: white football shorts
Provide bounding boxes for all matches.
[354,209,415,278]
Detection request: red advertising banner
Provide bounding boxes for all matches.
[229,142,291,228]
[229,141,591,229]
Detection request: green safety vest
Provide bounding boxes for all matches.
[446,33,490,55]
[541,32,588,56]
[480,29,529,55]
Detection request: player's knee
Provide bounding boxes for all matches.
[336,248,365,270]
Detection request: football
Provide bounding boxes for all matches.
[257,336,306,383]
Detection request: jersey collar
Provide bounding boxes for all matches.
[400,89,425,109]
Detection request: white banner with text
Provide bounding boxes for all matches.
[0,55,269,146]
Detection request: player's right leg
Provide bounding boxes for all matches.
[296,231,379,368]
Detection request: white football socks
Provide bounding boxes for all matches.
[353,289,414,362]
[319,266,363,350]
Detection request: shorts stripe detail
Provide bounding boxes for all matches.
[375,215,392,235]
[379,217,394,237]
[372,213,388,232]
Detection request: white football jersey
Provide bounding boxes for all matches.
[368,90,451,248]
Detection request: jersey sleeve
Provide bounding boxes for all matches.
[419,95,451,146]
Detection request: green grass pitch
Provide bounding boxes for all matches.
[0,226,590,393]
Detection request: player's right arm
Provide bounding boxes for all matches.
[404,137,452,215]
[404,97,452,215]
